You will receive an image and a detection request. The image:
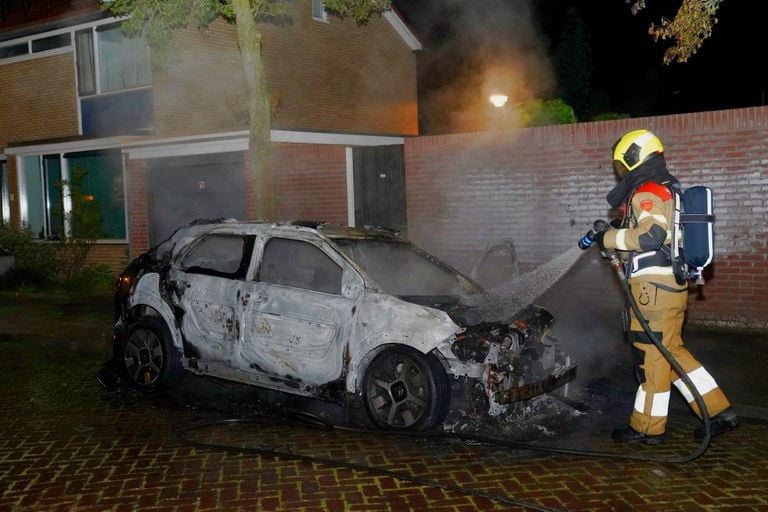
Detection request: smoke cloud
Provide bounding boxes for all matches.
[407,0,555,133]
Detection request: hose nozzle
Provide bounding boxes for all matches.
[578,219,610,250]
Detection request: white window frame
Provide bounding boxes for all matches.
[73,21,153,98]
[311,0,328,22]
[0,30,73,66]
[0,156,9,225]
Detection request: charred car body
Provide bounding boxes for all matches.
[112,220,576,430]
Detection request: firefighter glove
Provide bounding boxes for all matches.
[593,230,607,251]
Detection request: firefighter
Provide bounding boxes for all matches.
[592,129,739,444]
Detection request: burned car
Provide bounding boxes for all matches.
[111,220,576,430]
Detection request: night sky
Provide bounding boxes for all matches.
[392,0,768,133]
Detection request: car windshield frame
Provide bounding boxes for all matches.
[331,237,484,300]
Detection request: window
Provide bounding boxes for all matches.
[181,235,254,279]
[0,159,9,226]
[19,151,127,240]
[0,32,72,63]
[259,238,342,295]
[64,152,126,239]
[31,33,71,53]
[75,23,153,136]
[75,24,151,97]
[0,43,27,59]
[20,155,46,238]
[311,0,327,21]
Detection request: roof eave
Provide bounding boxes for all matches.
[383,9,422,51]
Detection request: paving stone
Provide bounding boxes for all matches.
[2,335,768,512]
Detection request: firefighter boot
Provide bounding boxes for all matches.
[611,426,665,445]
[694,407,740,440]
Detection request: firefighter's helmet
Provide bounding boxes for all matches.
[612,129,664,173]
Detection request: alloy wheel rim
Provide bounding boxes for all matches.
[124,329,163,386]
[367,352,430,428]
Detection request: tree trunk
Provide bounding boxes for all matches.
[232,0,274,220]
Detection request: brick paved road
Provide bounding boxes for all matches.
[1,335,767,512]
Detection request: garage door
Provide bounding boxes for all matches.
[149,152,247,245]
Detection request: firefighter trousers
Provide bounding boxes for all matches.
[627,281,731,436]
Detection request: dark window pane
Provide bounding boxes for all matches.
[64,152,126,239]
[43,155,64,240]
[0,43,28,59]
[75,29,95,96]
[181,235,253,279]
[31,33,71,53]
[80,88,154,137]
[21,156,44,238]
[260,238,342,295]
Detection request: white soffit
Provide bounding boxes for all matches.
[4,131,406,160]
[4,137,123,156]
[124,130,405,160]
[384,10,422,51]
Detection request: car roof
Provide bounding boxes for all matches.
[178,219,402,241]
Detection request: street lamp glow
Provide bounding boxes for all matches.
[489,94,508,108]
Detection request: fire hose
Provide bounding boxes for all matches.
[577,219,712,461]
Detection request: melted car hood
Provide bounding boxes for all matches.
[397,294,488,327]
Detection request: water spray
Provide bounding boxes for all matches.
[483,245,588,320]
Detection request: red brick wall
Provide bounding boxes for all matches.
[405,107,768,328]
[272,143,348,226]
[125,158,150,257]
[152,2,417,138]
[124,143,347,259]
[0,0,99,35]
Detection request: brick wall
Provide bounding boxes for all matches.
[125,158,150,257]
[152,1,417,138]
[58,243,128,276]
[0,52,79,149]
[272,143,348,226]
[124,143,347,259]
[260,2,418,136]
[405,107,768,328]
[0,0,99,35]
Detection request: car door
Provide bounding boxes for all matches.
[170,233,254,363]
[238,233,362,385]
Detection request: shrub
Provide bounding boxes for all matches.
[61,264,115,297]
[58,166,104,282]
[522,99,577,127]
[0,224,58,288]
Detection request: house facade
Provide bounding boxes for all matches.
[0,0,420,270]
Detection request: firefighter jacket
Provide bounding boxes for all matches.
[603,157,684,287]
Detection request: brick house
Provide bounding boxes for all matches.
[0,0,420,271]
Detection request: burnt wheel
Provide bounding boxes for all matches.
[363,346,450,431]
[118,317,183,393]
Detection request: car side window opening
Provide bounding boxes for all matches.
[259,237,343,295]
[180,234,254,279]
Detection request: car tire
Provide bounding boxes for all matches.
[362,346,450,431]
[117,317,184,393]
